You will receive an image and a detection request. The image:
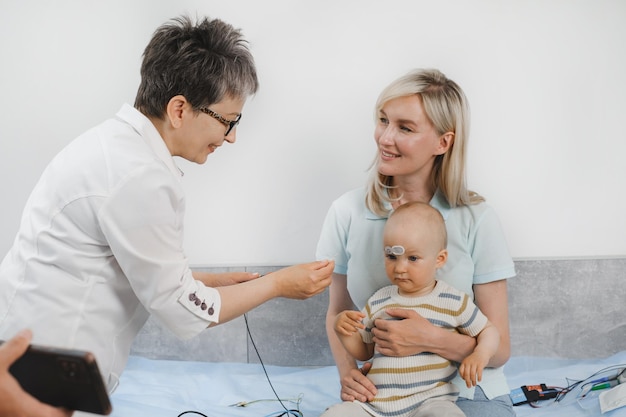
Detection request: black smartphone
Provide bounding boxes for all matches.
[5,341,112,415]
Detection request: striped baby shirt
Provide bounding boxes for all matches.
[357,280,489,417]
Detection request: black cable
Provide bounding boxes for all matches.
[553,364,626,403]
[244,313,303,417]
[516,364,626,409]
[175,314,303,417]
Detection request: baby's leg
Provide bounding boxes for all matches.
[319,401,374,417]
[410,398,465,417]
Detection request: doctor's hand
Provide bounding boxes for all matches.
[0,329,73,417]
[272,260,334,299]
[213,260,334,325]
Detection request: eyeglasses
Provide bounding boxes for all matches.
[199,107,242,137]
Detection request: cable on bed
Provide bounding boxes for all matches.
[243,313,304,417]
[175,313,304,417]
[557,364,626,402]
[515,364,626,409]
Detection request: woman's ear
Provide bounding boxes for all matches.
[436,132,455,155]
[166,95,188,128]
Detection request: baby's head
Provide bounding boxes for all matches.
[383,202,448,295]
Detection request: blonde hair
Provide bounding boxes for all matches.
[365,68,484,217]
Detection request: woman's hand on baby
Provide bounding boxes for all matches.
[340,362,377,402]
[371,308,433,357]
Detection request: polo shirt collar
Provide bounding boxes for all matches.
[364,188,451,220]
[116,103,183,180]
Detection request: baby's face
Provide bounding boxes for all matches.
[383,221,445,297]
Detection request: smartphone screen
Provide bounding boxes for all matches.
[5,341,112,415]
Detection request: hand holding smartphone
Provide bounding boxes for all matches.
[3,340,112,415]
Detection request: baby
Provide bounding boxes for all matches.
[321,201,500,417]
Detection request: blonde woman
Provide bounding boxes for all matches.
[316,69,515,417]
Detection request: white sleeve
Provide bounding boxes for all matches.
[98,164,220,339]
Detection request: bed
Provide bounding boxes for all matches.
[111,259,626,417]
[108,350,626,417]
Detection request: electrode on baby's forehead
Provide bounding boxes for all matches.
[385,245,405,255]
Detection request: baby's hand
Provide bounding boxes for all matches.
[459,351,490,388]
[335,310,366,336]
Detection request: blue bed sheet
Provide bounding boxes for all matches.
[110,351,626,417]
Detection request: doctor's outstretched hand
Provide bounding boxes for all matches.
[0,329,73,417]
[272,260,335,299]
[214,260,334,325]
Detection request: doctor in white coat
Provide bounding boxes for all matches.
[0,14,334,404]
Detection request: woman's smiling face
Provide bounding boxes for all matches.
[374,94,445,180]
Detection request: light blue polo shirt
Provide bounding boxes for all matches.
[315,186,516,399]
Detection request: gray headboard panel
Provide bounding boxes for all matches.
[131,258,626,365]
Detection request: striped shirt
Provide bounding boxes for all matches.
[358,280,488,417]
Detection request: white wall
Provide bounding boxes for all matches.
[1,0,624,266]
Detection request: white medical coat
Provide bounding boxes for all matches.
[0,104,221,390]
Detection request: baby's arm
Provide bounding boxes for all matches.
[458,321,500,387]
[334,310,375,361]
